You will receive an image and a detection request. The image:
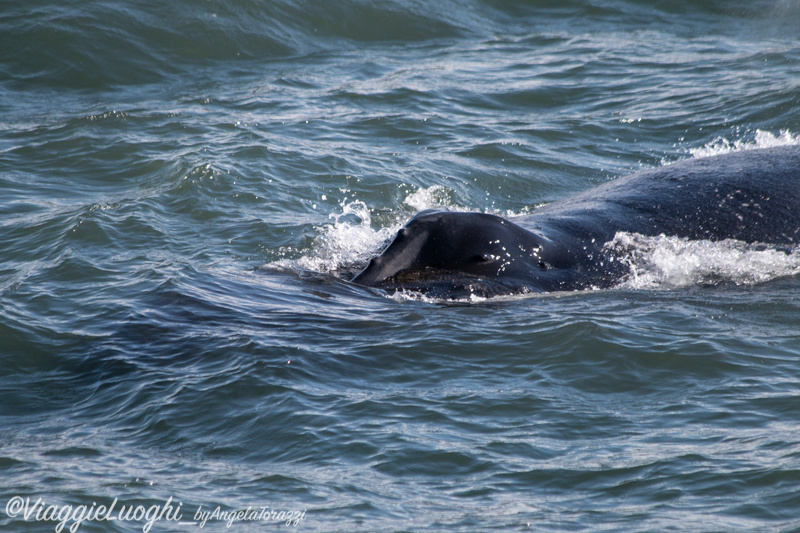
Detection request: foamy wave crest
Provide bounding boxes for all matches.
[606,232,800,290]
[689,129,800,159]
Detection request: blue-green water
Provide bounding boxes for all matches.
[2,1,800,531]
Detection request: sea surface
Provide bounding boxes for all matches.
[2,1,800,531]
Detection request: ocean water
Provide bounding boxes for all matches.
[2,0,800,531]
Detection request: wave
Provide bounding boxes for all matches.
[0,0,471,89]
[3,0,795,90]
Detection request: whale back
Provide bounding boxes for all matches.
[531,145,800,245]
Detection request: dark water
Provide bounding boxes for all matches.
[3,1,800,531]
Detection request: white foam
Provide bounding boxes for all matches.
[688,129,800,159]
[606,232,800,290]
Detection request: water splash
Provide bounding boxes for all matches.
[286,201,398,274]
[606,232,800,290]
[271,186,459,275]
[402,185,456,211]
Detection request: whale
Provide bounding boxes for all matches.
[352,145,800,298]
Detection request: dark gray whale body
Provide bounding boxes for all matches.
[352,145,800,299]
